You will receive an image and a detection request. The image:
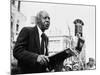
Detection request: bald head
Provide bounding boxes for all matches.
[36,10,50,32]
[36,11,49,19]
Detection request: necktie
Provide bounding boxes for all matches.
[41,33,45,54]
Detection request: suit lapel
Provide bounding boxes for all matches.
[34,26,41,51]
[33,26,48,55]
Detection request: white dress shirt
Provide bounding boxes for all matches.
[37,25,46,55]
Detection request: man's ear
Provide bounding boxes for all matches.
[35,16,38,24]
[36,16,41,24]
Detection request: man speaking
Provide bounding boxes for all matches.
[13,10,50,74]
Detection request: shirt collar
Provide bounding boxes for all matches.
[37,25,43,36]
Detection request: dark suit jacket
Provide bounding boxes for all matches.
[13,26,49,74]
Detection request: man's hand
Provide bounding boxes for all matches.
[37,55,49,66]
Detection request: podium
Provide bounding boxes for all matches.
[48,37,85,70]
[48,48,75,70]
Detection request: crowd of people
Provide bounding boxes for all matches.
[52,57,96,72]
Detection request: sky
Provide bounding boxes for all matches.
[19,1,95,61]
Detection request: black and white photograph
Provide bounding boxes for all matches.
[10,0,96,74]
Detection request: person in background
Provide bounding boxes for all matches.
[64,64,72,71]
[13,10,50,74]
[86,58,95,70]
[72,62,80,71]
[63,59,72,71]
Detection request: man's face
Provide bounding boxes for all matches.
[38,11,50,31]
[89,60,94,66]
